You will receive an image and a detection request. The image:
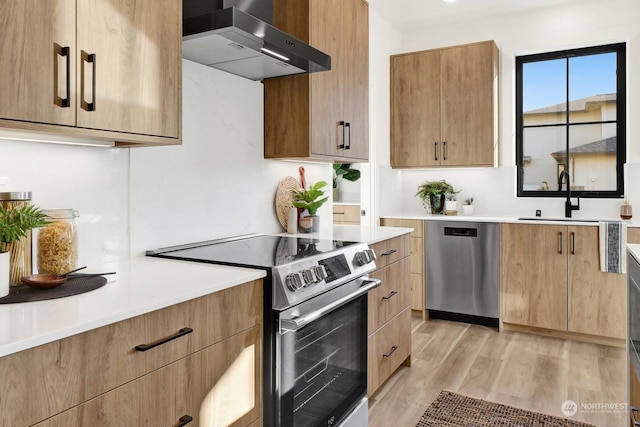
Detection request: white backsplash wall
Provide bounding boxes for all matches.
[129,60,332,256]
[373,0,640,220]
[0,139,130,267]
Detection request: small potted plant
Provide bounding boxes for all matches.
[462,197,475,216]
[332,163,360,201]
[445,193,458,215]
[293,181,328,233]
[415,180,458,215]
[0,204,49,297]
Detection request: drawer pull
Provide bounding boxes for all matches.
[383,345,398,358]
[382,290,398,300]
[80,51,96,112]
[134,327,193,352]
[178,415,193,426]
[381,249,397,256]
[632,406,640,426]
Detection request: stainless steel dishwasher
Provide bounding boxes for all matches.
[425,221,500,327]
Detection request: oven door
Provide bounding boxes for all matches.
[277,277,381,427]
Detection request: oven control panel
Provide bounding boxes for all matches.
[273,243,376,310]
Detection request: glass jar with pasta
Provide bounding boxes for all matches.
[37,209,79,275]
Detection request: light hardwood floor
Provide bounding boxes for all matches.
[369,315,626,427]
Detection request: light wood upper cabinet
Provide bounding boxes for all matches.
[391,40,499,168]
[76,0,181,138]
[501,223,568,331]
[0,0,181,147]
[264,0,369,162]
[0,0,76,126]
[501,223,626,340]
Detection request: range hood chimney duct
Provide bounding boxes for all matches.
[182,0,331,81]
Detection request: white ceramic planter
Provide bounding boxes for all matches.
[0,251,9,298]
[462,205,475,215]
[445,200,457,213]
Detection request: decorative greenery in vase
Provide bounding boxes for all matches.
[332,164,360,201]
[0,204,50,253]
[415,180,459,214]
[292,181,329,217]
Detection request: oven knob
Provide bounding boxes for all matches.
[302,269,317,285]
[312,265,328,282]
[366,249,377,262]
[355,249,376,266]
[285,273,305,292]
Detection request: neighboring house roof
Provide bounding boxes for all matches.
[525,93,616,114]
[551,136,616,160]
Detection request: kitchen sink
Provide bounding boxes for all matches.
[518,217,600,223]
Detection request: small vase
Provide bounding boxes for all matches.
[298,216,313,233]
[311,216,320,232]
[0,251,9,298]
[428,194,446,215]
[333,188,339,201]
[462,205,475,216]
[445,200,457,214]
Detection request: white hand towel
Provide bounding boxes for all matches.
[599,221,627,273]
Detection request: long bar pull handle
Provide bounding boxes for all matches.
[339,121,346,149]
[443,141,447,161]
[434,142,438,161]
[177,415,193,426]
[570,231,575,255]
[345,122,351,149]
[381,249,397,256]
[558,232,563,254]
[383,345,398,358]
[81,51,96,111]
[54,45,71,108]
[134,327,193,352]
[631,406,640,426]
[382,290,398,300]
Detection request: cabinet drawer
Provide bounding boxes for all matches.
[0,280,262,426]
[333,204,361,224]
[369,257,411,333]
[35,326,262,427]
[368,307,411,396]
[370,234,410,269]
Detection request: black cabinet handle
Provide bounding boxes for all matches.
[134,327,193,352]
[345,122,351,149]
[558,232,563,254]
[383,345,398,358]
[434,142,438,161]
[443,141,447,160]
[631,406,640,426]
[381,249,397,256]
[81,51,96,111]
[382,290,398,300]
[177,415,193,426]
[570,232,575,255]
[54,44,71,108]
[338,121,346,149]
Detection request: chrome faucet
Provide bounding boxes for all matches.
[558,170,580,218]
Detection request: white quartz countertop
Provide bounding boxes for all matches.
[0,257,266,358]
[381,213,639,227]
[274,224,414,244]
[629,244,640,263]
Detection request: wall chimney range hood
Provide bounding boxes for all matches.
[182,0,331,81]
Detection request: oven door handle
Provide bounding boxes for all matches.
[280,278,382,332]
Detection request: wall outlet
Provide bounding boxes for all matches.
[536,209,542,217]
[0,177,11,191]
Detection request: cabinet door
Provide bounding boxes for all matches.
[568,226,626,339]
[309,0,344,158]
[0,0,76,126]
[501,223,567,330]
[391,50,441,167]
[369,257,411,333]
[35,326,261,427]
[340,0,369,161]
[440,42,495,166]
[76,0,180,138]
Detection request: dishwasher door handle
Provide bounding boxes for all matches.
[444,227,478,237]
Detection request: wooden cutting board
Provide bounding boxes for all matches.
[275,176,301,230]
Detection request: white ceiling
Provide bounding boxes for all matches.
[368,0,584,32]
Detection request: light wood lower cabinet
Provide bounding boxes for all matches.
[0,280,262,426]
[501,223,626,341]
[629,228,640,244]
[367,234,412,396]
[35,326,261,427]
[380,219,425,313]
[333,204,361,225]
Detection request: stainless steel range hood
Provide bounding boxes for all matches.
[182,0,331,81]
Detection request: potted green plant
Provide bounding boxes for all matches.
[332,164,360,201]
[444,193,458,215]
[462,197,475,216]
[292,181,328,232]
[415,180,458,215]
[0,204,49,297]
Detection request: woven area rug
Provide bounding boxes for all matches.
[416,390,595,427]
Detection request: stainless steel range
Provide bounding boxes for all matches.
[147,234,380,427]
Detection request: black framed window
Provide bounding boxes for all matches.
[516,43,626,198]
